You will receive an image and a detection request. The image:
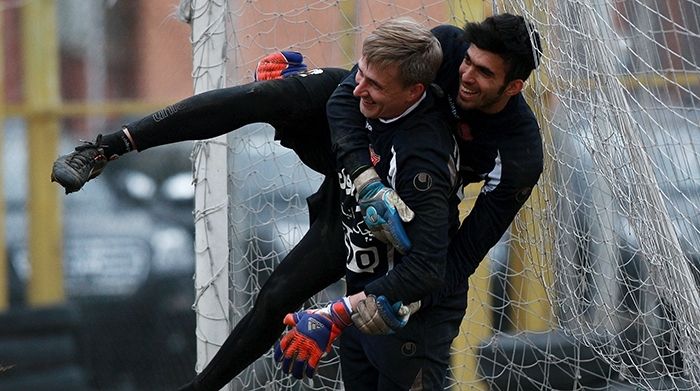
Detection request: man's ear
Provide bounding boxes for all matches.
[409,83,426,100]
[504,79,524,97]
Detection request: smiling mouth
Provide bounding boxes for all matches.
[460,86,477,96]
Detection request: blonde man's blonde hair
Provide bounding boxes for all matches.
[362,18,443,87]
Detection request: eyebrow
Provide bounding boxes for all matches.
[465,52,496,77]
[358,61,385,89]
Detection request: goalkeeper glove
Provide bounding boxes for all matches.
[354,168,415,254]
[352,295,421,335]
[255,51,307,81]
[274,298,352,379]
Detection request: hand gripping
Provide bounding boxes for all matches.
[274,298,352,379]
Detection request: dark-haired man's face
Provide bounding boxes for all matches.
[457,44,520,114]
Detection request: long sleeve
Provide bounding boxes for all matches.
[446,102,543,291]
[326,66,373,179]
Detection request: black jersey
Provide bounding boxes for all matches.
[332,84,461,304]
[328,25,543,291]
[446,92,543,282]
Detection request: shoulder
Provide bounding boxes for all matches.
[430,25,464,44]
[408,95,453,141]
[430,25,467,98]
[499,99,544,181]
[394,115,455,161]
[505,95,542,145]
[431,25,468,57]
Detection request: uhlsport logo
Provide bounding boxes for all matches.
[401,341,417,357]
[413,172,433,192]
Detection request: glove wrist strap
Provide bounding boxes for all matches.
[353,167,381,199]
[328,298,353,329]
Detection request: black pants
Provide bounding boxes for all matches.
[340,288,467,391]
[180,178,347,391]
[145,69,353,391]
[127,67,350,176]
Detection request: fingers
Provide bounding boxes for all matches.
[397,304,410,317]
[375,295,407,329]
[383,211,412,254]
[288,352,319,380]
[364,206,387,226]
[406,301,422,315]
[275,333,321,380]
[352,296,393,335]
[283,312,299,327]
[275,314,325,380]
[290,356,308,380]
[273,340,284,363]
[275,336,297,375]
[290,344,309,379]
[255,51,307,81]
[352,295,417,335]
[362,203,412,253]
[386,191,415,222]
[280,352,293,375]
[295,349,320,380]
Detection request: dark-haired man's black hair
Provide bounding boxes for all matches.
[463,13,542,83]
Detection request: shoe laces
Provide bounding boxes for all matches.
[68,135,107,168]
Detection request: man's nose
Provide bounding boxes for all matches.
[353,82,367,97]
[461,66,475,83]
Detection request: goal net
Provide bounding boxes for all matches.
[190,1,700,390]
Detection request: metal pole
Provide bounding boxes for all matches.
[0,9,8,311]
[22,0,64,307]
[189,0,230,385]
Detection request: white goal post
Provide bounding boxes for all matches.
[190,1,700,390]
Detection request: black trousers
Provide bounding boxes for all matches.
[340,288,467,391]
[181,177,347,391]
[149,69,353,391]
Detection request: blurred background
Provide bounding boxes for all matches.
[5,1,700,391]
[1,1,198,390]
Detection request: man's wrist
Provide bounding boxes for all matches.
[349,164,373,181]
[327,297,353,328]
[347,292,367,309]
[121,126,137,151]
[353,167,380,196]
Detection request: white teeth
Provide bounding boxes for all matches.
[461,87,476,95]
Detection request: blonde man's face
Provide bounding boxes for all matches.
[353,57,419,120]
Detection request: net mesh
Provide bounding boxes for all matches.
[189,0,700,389]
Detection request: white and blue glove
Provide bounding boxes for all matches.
[354,168,415,254]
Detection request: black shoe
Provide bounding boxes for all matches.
[51,135,109,194]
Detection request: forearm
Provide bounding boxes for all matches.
[182,214,346,389]
[364,189,452,303]
[326,67,372,179]
[448,188,531,288]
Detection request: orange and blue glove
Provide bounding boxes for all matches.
[255,51,307,81]
[274,298,352,379]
